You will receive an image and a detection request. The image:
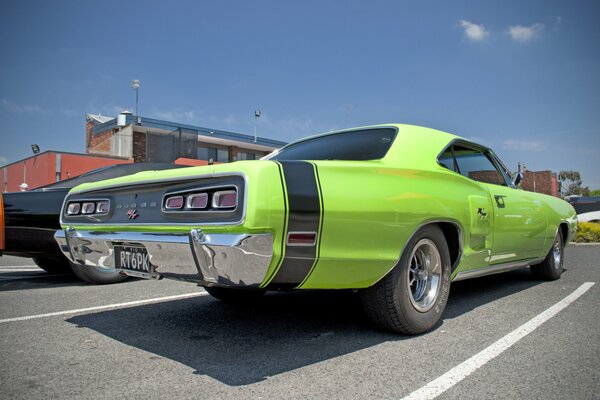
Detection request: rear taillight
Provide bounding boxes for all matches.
[187,193,208,209]
[212,190,237,209]
[65,200,109,216]
[81,202,95,214]
[163,187,238,212]
[165,196,184,209]
[67,203,81,215]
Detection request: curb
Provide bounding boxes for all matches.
[569,242,600,246]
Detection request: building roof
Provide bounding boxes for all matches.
[89,113,287,150]
[86,113,114,124]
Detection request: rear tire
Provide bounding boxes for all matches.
[33,256,73,275]
[204,286,266,302]
[70,262,128,284]
[360,225,452,334]
[530,229,564,281]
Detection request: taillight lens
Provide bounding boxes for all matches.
[165,196,184,209]
[187,193,208,209]
[81,202,95,214]
[67,202,81,215]
[96,201,110,214]
[212,190,237,209]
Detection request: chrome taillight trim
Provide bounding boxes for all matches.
[161,184,239,214]
[212,190,238,209]
[64,199,111,217]
[164,195,185,210]
[186,193,209,209]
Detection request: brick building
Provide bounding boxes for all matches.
[86,112,286,165]
[521,170,559,197]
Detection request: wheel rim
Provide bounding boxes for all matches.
[407,239,442,312]
[552,237,562,269]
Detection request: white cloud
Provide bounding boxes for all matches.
[0,156,8,165]
[503,139,546,152]
[459,20,489,42]
[0,98,52,115]
[508,23,544,43]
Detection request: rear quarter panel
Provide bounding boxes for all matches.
[299,161,493,288]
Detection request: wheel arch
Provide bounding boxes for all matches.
[375,219,464,286]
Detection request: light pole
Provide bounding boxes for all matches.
[254,109,261,142]
[131,79,140,123]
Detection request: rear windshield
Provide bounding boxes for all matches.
[269,128,397,161]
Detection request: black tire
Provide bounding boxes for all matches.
[33,256,73,275]
[204,286,266,302]
[360,225,452,334]
[530,229,564,281]
[69,262,128,284]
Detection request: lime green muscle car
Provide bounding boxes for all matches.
[55,124,577,334]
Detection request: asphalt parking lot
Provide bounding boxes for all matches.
[1,245,599,399]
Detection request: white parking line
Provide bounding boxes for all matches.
[0,292,209,324]
[401,282,595,400]
[0,267,41,271]
[0,274,70,281]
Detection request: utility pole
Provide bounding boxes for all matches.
[131,80,140,124]
[254,109,261,142]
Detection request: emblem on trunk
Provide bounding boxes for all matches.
[127,209,138,220]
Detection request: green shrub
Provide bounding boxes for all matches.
[575,222,600,243]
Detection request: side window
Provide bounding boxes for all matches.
[438,148,455,171]
[453,145,506,186]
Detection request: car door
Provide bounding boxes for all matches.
[452,144,545,263]
[486,153,547,261]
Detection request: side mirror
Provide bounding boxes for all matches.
[512,172,523,187]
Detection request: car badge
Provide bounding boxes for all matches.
[127,209,138,220]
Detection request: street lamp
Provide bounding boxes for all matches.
[254,109,261,143]
[131,79,140,123]
[31,144,40,154]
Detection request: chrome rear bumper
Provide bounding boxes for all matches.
[54,228,273,287]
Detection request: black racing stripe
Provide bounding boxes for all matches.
[261,161,288,286]
[298,162,324,287]
[268,161,321,289]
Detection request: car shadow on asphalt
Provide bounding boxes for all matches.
[443,268,543,319]
[0,272,141,292]
[66,268,545,386]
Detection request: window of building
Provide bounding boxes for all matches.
[218,148,229,162]
[198,145,229,162]
[237,151,257,161]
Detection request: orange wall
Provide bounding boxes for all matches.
[59,153,131,181]
[1,152,132,192]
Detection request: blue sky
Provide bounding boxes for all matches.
[1,0,599,188]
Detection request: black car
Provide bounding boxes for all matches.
[1,163,187,283]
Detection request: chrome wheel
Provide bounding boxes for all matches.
[552,237,562,269]
[407,238,442,312]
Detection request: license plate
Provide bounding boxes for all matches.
[114,245,152,274]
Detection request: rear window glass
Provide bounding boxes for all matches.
[269,128,397,161]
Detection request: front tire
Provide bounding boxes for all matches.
[530,229,564,281]
[360,225,452,334]
[70,262,128,284]
[33,256,73,275]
